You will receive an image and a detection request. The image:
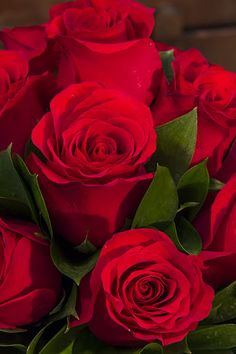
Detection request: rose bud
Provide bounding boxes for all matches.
[0,50,55,156]
[72,228,214,347]
[0,218,62,329]
[27,82,156,247]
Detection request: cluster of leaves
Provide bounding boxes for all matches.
[0,52,235,353]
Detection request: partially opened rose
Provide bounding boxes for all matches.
[0,50,55,155]
[152,48,236,174]
[0,218,62,329]
[27,82,156,246]
[72,228,214,346]
[1,0,162,104]
[195,175,236,289]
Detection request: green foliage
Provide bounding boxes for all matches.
[148,109,198,182]
[132,165,178,228]
[160,50,175,83]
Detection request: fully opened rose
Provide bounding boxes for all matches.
[0,219,62,328]
[72,228,214,346]
[28,82,156,246]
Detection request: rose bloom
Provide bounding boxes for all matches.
[0,218,62,329]
[0,50,55,155]
[1,0,162,104]
[72,228,214,346]
[27,82,156,246]
[195,175,236,289]
[152,48,236,175]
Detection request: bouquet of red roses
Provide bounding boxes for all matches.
[0,0,236,353]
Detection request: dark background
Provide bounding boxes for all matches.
[1,0,236,71]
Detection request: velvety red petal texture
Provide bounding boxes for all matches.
[152,48,236,175]
[0,0,161,104]
[0,50,56,155]
[0,26,58,75]
[71,229,214,346]
[57,38,161,104]
[195,175,236,289]
[27,82,156,246]
[0,219,62,329]
[0,72,56,156]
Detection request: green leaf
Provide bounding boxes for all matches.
[139,343,163,354]
[0,146,31,218]
[175,216,202,255]
[177,202,200,214]
[75,237,97,255]
[160,50,174,83]
[132,166,178,228]
[39,325,78,354]
[165,338,191,353]
[209,178,224,191]
[147,109,197,182]
[205,281,236,324]
[51,236,99,286]
[27,284,78,354]
[13,155,53,238]
[177,160,209,220]
[188,325,236,351]
[163,220,201,255]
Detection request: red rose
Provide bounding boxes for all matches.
[1,0,162,104]
[0,50,55,156]
[27,82,156,246]
[152,48,236,175]
[72,228,213,346]
[195,175,236,289]
[0,218,62,329]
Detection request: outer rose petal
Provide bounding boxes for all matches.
[201,251,236,289]
[0,72,56,156]
[57,38,162,104]
[0,219,62,328]
[0,26,56,75]
[28,153,152,246]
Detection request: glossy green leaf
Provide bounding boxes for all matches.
[51,236,99,286]
[205,281,236,324]
[13,155,53,238]
[177,160,209,220]
[188,325,236,350]
[147,109,197,181]
[39,325,78,354]
[0,146,31,218]
[209,178,224,191]
[175,216,202,255]
[132,166,178,228]
[164,220,201,255]
[139,343,163,354]
[75,237,97,255]
[160,50,174,83]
